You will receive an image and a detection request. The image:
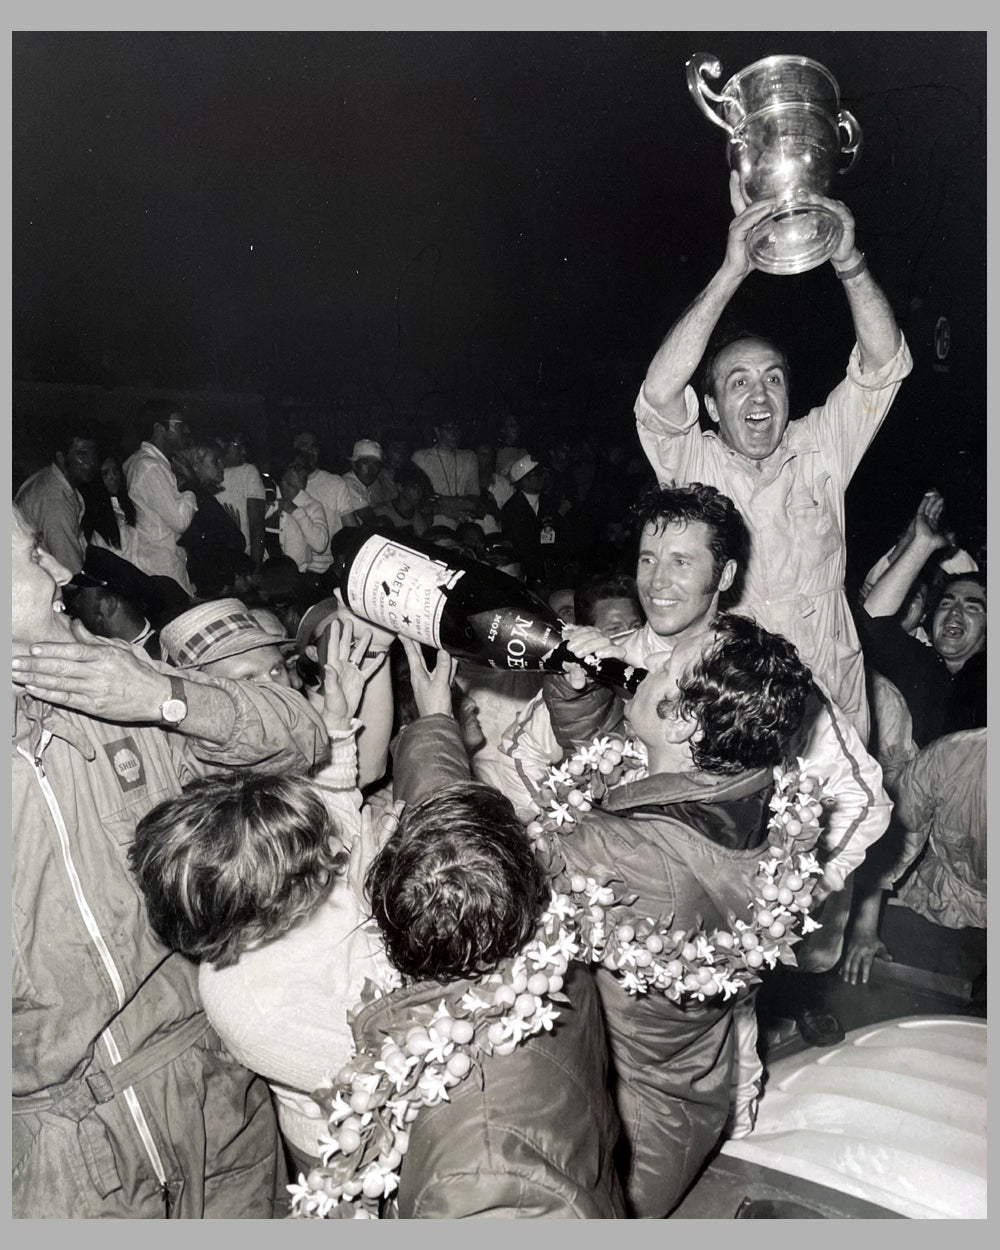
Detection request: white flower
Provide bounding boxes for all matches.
[618,970,648,996]
[460,988,493,1012]
[416,1068,453,1105]
[580,735,612,764]
[589,884,615,906]
[287,1176,335,1219]
[545,892,578,922]
[692,935,715,961]
[423,1029,454,1066]
[318,1130,343,1163]
[503,1015,532,1044]
[801,914,822,934]
[547,763,574,786]
[533,1002,561,1031]
[547,801,574,826]
[384,1096,412,1128]
[769,791,793,816]
[326,1089,354,1124]
[375,1041,418,1087]
[287,1174,314,1204]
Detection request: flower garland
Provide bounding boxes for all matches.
[525,734,828,1004]
[288,899,583,1218]
[289,734,828,1219]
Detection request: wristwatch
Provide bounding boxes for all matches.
[160,675,188,726]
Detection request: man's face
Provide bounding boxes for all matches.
[200,644,292,687]
[548,588,576,624]
[705,338,790,461]
[57,438,100,489]
[591,596,643,644]
[12,509,75,645]
[931,578,986,670]
[624,632,711,757]
[281,462,309,497]
[221,435,248,468]
[161,414,191,454]
[401,479,429,508]
[516,467,545,494]
[635,519,734,642]
[475,443,496,475]
[455,692,486,754]
[293,433,320,471]
[198,449,225,490]
[436,421,461,450]
[500,416,521,445]
[351,456,382,487]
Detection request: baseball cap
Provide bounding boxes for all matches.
[349,439,383,462]
[507,454,540,484]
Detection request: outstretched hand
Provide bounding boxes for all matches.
[11,616,172,722]
[346,798,405,899]
[912,488,949,549]
[399,636,457,717]
[309,617,385,734]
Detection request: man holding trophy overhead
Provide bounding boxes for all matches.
[634,55,912,746]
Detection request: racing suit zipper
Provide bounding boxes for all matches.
[19,741,171,1204]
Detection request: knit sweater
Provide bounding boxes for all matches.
[198,728,396,1158]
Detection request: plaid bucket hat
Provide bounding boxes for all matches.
[159,598,292,669]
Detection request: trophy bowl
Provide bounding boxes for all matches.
[686,53,862,275]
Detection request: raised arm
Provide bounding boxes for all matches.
[11,617,327,769]
[642,175,777,412]
[286,489,330,559]
[864,490,949,619]
[391,639,472,805]
[823,197,902,372]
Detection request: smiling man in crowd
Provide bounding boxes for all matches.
[854,488,986,747]
[633,174,912,742]
[15,418,101,576]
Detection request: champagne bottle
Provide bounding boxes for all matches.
[332,530,646,693]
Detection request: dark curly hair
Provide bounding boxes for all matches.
[631,482,750,589]
[129,772,346,967]
[365,782,548,983]
[674,612,812,775]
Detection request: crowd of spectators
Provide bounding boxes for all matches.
[11,188,985,1219]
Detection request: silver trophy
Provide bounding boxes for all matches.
[686,53,862,275]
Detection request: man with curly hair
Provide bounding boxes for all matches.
[548,612,814,1217]
[351,638,625,1218]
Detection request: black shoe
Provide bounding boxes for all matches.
[796,1008,845,1048]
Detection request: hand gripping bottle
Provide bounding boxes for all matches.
[333,529,646,693]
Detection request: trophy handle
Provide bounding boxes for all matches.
[685,53,737,135]
[837,109,863,172]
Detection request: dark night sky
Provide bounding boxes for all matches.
[12,30,987,559]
